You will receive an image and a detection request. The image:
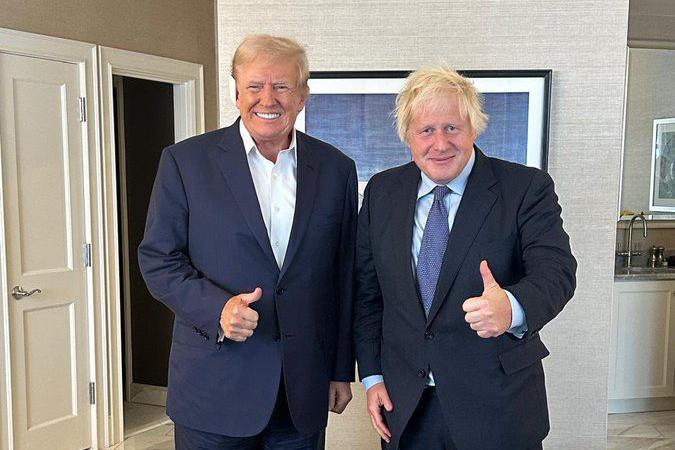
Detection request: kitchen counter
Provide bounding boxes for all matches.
[615,267,675,281]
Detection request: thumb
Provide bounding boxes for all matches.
[240,287,262,305]
[480,260,497,292]
[380,387,394,412]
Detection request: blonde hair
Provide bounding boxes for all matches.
[231,34,309,95]
[395,65,488,143]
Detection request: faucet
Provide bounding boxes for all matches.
[618,213,648,268]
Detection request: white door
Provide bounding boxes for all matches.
[0,52,92,449]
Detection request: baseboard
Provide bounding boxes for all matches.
[608,397,675,413]
[129,383,167,407]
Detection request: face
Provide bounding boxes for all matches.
[407,93,476,184]
[235,57,307,153]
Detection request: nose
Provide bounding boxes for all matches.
[259,85,275,106]
[432,131,450,152]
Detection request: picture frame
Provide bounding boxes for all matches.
[295,70,552,195]
[649,118,675,212]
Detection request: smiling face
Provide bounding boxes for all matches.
[235,56,307,156]
[407,93,476,184]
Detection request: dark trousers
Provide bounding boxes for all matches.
[396,387,457,450]
[175,378,321,450]
[393,387,543,450]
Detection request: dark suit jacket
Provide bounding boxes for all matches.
[138,119,357,437]
[354,149,576,450]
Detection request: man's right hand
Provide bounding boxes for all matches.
[366,382,393,443]
[219,287,262,342]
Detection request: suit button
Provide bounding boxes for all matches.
[417,369,426,378]
[424,331,434,340]
[275,287,286,295]
[273,334,281,341]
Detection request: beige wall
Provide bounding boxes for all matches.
[217,1,629,449]
[0,0,219,131]
[629,0,675,46]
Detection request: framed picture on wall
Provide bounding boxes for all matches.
[295,70,552,198]
[649,117,675,212]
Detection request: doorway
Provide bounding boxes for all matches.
[98,45,204,448]
[113,75,175,438]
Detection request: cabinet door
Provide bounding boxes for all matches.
[609,281,675,400]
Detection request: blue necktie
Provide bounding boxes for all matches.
[417,185,451,316]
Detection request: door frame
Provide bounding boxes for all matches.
[97,46,204,446]
[0,28,102,450]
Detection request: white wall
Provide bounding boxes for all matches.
[217,2,629,448]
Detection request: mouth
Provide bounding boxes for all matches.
[427,154,455,163]
[254,112,282,120]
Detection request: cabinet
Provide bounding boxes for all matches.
[609,280,675,401]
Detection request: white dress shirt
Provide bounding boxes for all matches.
[239,121,297,269]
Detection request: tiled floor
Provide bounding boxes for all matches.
[608,410,675,449]
[109,402,173,449]
[109,408,675,449]
[110,423,174,450]
[123,402,170,437]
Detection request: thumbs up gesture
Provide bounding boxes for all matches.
[462,261,512,338]
[220,287,262,342]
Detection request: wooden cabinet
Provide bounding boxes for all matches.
[609,280,675,401]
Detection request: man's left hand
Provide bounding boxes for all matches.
[328,381,352,414]
[462,260,512,338]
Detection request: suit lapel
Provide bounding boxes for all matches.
[279,133,319,281]
[389,162,424,314]
[211,120,278,271]
[426,149,497,325]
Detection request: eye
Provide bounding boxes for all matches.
[420,127,434,136]
[248,84,263,92]
[273,84,291,92]
[445,124,457,133]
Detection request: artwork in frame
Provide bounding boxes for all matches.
[649,118,675,212]
[294,70,551,199]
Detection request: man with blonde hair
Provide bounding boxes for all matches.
[354,65,576,449]
[139,34,356,449]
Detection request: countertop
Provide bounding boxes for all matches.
[614,267,675,281]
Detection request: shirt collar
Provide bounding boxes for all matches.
[239,119,297,162]
[417,149,476,200]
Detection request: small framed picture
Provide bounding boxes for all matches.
[649,118,675,212]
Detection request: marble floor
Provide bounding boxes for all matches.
[109,423,174,450]
[608,410,675,449]
[108,408,675,449]
[109,402,173,449]
[123,402,170,437]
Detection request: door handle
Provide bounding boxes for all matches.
[11,286,42,300]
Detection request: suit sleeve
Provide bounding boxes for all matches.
[332,162,358,381]
[138,148,234,337]
[506,170,577,336]
[353,180,384,379]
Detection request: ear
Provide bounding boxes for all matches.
[234,85,241,110]
[297,91,308,112]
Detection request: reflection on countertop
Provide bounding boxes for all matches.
[615,266,675,280]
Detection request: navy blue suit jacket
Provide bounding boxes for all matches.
[354,149,576,450]
[138,119,357,436]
